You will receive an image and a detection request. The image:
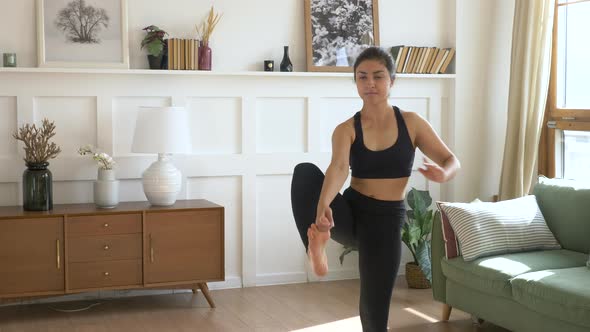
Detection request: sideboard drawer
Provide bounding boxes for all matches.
[68,260,142,290]
[68,234,142,262]
[68,214,141,236]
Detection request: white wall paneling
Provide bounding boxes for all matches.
[0,70,452,288]
[0,183,19,206]
[0,97,17,158]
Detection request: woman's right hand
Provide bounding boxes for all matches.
[315,206,334,232]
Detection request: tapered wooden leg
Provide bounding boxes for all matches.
[442,303,452,321]
[197,283,216,308]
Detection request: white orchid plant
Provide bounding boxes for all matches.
[78,145,115,170]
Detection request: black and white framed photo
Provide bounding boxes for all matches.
[304,0,380,72]
[36,0,129,68]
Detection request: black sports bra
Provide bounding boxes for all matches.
[349,106,415,179]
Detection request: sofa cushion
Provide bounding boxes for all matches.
[441,249,587,298]
[533,177,590,254]
[436,198,482,259]
[511,267,590,328]
[436,201,461,259]
[438,195,561,261]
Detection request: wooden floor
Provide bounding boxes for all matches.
[0,278,509,331]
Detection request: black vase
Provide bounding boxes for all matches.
[147,54,164,69]
[280,46,293,72]
[23,162,53,211]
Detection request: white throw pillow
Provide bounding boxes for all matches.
[438,195,561,261]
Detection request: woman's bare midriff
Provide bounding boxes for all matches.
[350,177,410,201]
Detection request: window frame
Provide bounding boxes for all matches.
[538,0,590,178]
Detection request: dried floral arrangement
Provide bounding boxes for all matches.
[13,118,61,164]
[195,6,222,46]
[78,145,116,170]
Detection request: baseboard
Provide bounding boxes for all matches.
[255,272,308,286]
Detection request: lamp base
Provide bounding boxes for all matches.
[141,153,181,206]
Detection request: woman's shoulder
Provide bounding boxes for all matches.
[332,115,356,142]
[397,108,426,125]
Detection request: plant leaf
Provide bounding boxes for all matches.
[408,224,421,247]
[416,241,432,284]
[339,246,357,265]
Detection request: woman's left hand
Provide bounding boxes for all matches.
[418,158,448,183]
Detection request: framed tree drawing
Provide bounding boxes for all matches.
[36,0,129,68]
[304,0,380,72]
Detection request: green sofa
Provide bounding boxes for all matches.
[432,178,590,331]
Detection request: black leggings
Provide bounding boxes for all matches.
[291,163,405,332]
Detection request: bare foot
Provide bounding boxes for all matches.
[307,223,330,277]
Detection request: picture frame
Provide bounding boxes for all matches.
[36,0,129,69]
[304,0,380,72]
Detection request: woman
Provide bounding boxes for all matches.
[291,46,460,332]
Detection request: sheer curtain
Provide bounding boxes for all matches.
[498,0,555,200]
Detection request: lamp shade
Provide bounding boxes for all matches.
[131,106,191,154]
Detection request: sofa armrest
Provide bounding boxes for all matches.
[431,211,447,303]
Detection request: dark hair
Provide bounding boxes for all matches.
[353,46,396,81]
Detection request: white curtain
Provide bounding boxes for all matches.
[499,0,555,201]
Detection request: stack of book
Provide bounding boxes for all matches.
[167,38,200,70]
[390,46,455,74]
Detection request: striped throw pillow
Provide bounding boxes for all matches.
[438,195,561,261]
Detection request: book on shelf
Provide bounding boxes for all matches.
[390,45,404,65]
[426,47,439,73]
[396,46,409,73]
[439,48,455,74]
[401,47,413,73]
[433,48,450,74]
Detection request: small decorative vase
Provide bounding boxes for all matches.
[198,42,212,70]
[23,162,53,211]
[94,169,119,209]
[280,45,293,72]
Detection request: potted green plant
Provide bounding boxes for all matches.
[339,187,437,289]
[141,25,168,69]
[402,188,437,289]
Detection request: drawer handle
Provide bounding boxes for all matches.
[104,272,110,276]
[56,239,60,270]
[150,234,154,263]
[103,245,110,250]
[103,223,109,228]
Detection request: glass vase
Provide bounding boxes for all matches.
[23,162,53,211]
[280,45,293,72]
[198,42,212,70]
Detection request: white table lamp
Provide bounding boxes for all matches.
[131,106,191,206]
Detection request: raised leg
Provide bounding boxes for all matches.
[442,303,452,321]
[291,163,355,277]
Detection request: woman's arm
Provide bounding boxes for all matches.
[412,113,460,183]
[315,121,354,230]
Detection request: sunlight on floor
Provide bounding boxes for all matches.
[289,316,363,332]
[403,307,439,323]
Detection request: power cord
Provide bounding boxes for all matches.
[49,301,103,313]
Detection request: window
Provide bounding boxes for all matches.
[539,0,590,179]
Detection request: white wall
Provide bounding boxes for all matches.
[0,0,517,294]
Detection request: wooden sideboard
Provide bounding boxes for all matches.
[0,200,224,307]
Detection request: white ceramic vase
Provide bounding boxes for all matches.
[94,168,119,209]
